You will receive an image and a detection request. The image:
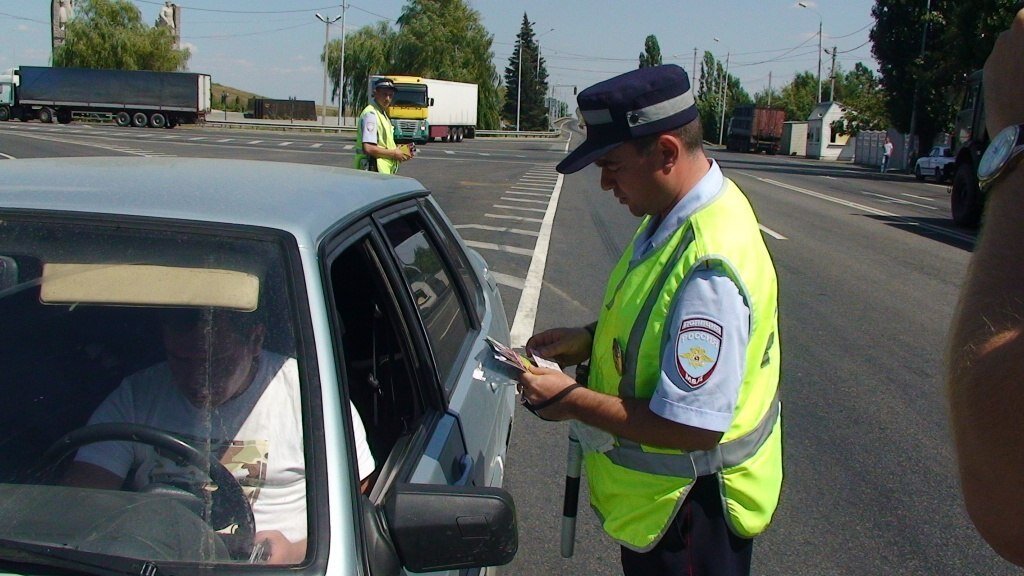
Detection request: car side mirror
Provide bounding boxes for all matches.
[383,483,517,572]
[429,98,435,107]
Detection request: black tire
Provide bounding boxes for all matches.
[56,109,73,124]
[37,107,53,124]
[131,111,148,128]
[454,127,463,142]
[115,111,131,127]
[934,167,943,182]
[0,106,9,122]
[149,112,167,129]
[914,165,924,181]
[951,163,983,228]
[166,116,179,128]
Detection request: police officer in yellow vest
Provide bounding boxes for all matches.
[519,64,782,576]
[354,78,412,174]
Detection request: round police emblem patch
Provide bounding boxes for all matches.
[675,317,723,388]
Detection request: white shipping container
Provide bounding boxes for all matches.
[423,79,477,128]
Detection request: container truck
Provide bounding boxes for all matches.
[368,75,478,144]
[726,105,786,154]
[0,66,211,128]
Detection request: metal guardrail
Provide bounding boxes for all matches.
[202,117,562,139]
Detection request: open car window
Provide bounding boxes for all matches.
[0,215,309,566]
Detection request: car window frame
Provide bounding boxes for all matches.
[371,201,481,400]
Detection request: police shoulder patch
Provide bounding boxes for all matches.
[674,317,723,388]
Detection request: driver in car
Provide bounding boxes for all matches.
[63,308,376,564]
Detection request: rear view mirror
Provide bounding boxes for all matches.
[384,483,517,572]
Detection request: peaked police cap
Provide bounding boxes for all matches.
[557,64,698,174]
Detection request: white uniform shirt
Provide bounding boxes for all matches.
[360,107,380,146]
[632,160,751,433]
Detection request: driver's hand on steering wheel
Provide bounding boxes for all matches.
[253,530,306,564]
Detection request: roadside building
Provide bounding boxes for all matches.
[805,101,849,160]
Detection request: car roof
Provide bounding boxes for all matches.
[0,157,427,240]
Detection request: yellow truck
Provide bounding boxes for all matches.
[369,75,478,144]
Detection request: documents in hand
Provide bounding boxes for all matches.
[485,336,560,372]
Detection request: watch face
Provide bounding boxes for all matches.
[979,125,1020,181]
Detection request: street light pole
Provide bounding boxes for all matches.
[798,2,823,103]
[316,12,341,126]
[714,38,730,146]
[337,2,347,127]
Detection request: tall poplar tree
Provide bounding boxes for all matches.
[502,14,550,131]
[639,35,663,68]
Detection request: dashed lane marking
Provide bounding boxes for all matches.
[485,213,544,224]
[493,204,547,214]
[462,240,534,257]
[759,225,787,240]
[455,224,539,237]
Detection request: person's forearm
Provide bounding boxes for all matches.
[363,143,395,160]
[947,167,1024,564]
[565,388,722,452]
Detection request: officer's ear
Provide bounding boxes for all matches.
[656,133,682,172]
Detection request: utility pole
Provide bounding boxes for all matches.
[337,1,347,127]
[828,45,837,102]
[767,71,773,108]
[692,47,698,86]
[718,51,730,146]
[315,12,341,126]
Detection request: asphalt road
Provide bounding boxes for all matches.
[0,119,1016,574]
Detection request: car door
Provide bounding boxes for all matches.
[322,200,515,575]
[375,201,516,492]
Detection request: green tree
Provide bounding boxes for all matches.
[695,51,749,143]
[502,14,550,131]
[639,35,663,68]
[330,22,396,117]
[394,0,501,130]
[325,0,501,130]
[773,71,818,124]
[831,63,889,134]
[53,0,189,71]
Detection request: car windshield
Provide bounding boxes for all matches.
[0,215,307,566]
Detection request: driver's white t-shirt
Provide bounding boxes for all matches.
[76,352,307,542]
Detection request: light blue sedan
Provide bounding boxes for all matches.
[0,158,518,575]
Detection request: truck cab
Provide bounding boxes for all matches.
[0,73,17,122]
[369,75,430,144]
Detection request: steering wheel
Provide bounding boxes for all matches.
[38,423,256,558]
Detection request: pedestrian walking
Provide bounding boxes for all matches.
[881,136,894,173]
[518,64,783,576]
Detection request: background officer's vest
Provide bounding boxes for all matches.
[354,104,398,174]
[585,178,783,551]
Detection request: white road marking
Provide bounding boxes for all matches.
[310,143,322,148]
[493,204,547,213]
[902,193,937,202]
[490,271,526,290]
[736,171,974,244]
[500,197,549,205]
[188,137,207,141]
[344,144,354,150]
[463,240,534,257]
[503,191,550,197]
[445,150,455,155]
[863,191,937,210]
[248,140,263,144]
[511,184,552,191]
[0,152,16,159]
[485,213,544,224]
[455,224,539,237]
[510,172,565,347]
[216,138,233,143]
[759,225,787,240]
[278,141,293,146]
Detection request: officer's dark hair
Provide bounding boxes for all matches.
[632,118,705,157]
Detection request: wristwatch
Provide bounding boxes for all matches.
[978,123,1024,191]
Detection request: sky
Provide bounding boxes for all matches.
[0,1,878,107]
